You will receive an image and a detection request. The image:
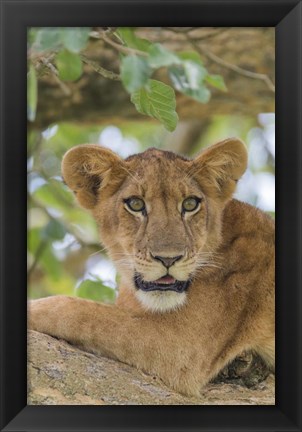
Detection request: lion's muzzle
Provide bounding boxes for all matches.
[134,273,190,293]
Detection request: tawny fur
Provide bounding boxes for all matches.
[28,138,275,397]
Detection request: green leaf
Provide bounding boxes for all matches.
[169,65,211,103]
[42,220,66,241]
[56,50,83,81]
[40,245,62,281]
[28,227,62,281]
[120,55,151,93]
[33,28,62,52]
[60,27,90,53]
[30,27,91,53]
[183,61,207,89]
[28,28,39,47]
[116,28,151,51]
[27,64,38,122]
[28,227,41,255]
[131,79,178,132]
[147,43,180,68]
[33,178,74,211]
[76,279,116,303]
[177,51,203,64]
[205,74,227,92]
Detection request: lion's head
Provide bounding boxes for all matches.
[62,138,247,312]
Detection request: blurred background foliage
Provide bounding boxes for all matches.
[27,27,275,302]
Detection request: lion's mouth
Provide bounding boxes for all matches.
[134,273,190,293]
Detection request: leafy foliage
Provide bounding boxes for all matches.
[27,64,38,121]
[120,56,151,92]
[60,28,90,53]
[147,43,181,68]
[131,80,178,132]
[28,27,227,130]
[76,280,116,303]
[116,28,151,51]
[56,50,83,81]
[205,74,227,92]
[31,27,90,53]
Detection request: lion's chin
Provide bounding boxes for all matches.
[135,289,187,313]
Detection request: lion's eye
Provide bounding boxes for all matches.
[125,197,146,212]
[182,197,201,212]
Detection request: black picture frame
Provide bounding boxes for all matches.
[1,0,301,431]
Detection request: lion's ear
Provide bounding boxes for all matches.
[193,138,248,202]
[61,144,124,209]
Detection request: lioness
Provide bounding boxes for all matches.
[29,138,275,397]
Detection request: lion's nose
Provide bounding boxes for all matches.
[152,255,183,268]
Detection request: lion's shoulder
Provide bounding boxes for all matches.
[218,199,275,277]
[223,199,274,237]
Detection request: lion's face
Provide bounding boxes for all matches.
[100,152,210,312]
[62,139,247,312]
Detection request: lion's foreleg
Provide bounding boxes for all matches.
[28,295,202,396]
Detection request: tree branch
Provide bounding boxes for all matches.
[28,330,275,405]
[80,54,120,81]
[90,30,148,57]
[40,57,71,96]
[161,28,275,93]
[187,36,275,93]
[162,27,227,41]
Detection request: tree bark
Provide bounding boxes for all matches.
[28,330,275,405]
[31,28,275,130]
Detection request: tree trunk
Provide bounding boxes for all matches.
[28,330,275,405]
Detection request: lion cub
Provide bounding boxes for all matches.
[29,138,275,396]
